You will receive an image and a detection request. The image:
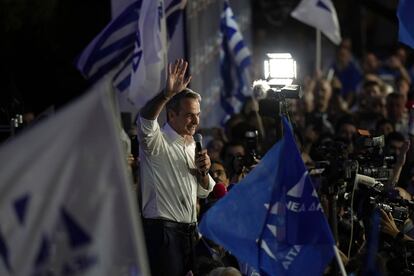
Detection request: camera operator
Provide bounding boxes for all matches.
[228,130,261,184]
[380,209,414,242]
[385,132,410,189]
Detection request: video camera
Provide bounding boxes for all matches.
[234,130,260,173]
[312,130,395,184]
[305,124,413,274]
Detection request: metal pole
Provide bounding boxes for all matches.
[316,29,321,73]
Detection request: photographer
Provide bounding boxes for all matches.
[385,132,410,189]
[380,209,414,242]
[224,131,261,184]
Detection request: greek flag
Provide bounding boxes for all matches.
[76,1,142,86]
[76,0,185,107]
[0,80,149,275]
[291,0,341,45]
[199,117,335,276]
[397,0,414,49]
[220,0,252,117]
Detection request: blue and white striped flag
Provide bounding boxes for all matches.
[165,0,187,39]
[76,0,186,108]
[220,0,252,118]
[76,1,142,86]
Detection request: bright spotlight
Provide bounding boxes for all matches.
[264,53,297,86]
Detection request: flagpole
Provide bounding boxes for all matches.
[333,245,347,276]
[316,29,321,73]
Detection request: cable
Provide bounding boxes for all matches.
[347,162,359,259]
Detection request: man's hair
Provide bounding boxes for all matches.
[166,88,201,119]
[211,159,226,169]
[386,131,405,144]
[387,92,404,103]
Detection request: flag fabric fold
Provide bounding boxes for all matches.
[199,117,335,276]
[397,0,414,49]
[0,79,149,276]
[76,0,186,108]
[220,0,252,118]
[126,0,168,107]
[76,0,142,85]
[291,0,342,45]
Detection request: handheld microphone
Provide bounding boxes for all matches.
[194,133,203,153]
[193,133,207,176]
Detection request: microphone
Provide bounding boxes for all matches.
[194,133,203,153]
[212,183,228,199]
[354,174,384,192]
[193,133,207,176]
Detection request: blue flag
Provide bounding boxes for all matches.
[76,0,186,107]
[220,0,252,118]
[199,117,335,276]
[362,208,382,276]
[397,0,414,49]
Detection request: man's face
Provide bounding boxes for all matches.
[169,98,200,137]
[387,98,405,121]
[389,140,404,157]
[338,123,356,143]
[210,163,229,186]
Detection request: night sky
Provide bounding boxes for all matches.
[0,0,111,119]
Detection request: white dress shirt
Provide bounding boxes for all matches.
[137,116,215,223]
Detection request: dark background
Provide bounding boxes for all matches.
[0,0,405,128]
[0,0,110,116]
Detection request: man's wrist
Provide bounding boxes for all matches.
[162,90,172,101]
[198,170,208,177]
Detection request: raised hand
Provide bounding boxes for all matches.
[164,59,192,99]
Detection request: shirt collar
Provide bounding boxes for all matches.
[163,123,194,146]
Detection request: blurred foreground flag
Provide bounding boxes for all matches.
[397,0,414,49]
[0,80,149,275]
[291,0,341,45]
[77,0,185,108]
[220,0,252,118]
[199,117,335,276]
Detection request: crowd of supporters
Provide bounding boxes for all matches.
[7,39,414,276]
[148,40,414,275]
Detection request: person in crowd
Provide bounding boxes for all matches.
[224,114,245,142]
[362,52,382,75]
[329,45,363,106]
[376,118,395,136]
[137,59,215,276]
[198,161,230,219]
[335,114,357,154]
[210,160,230,188]
[386,92,409,137]
[353,79,386,130]
[304,78,336,135]
[395,76,411,102]
[380,209,414,242]
[379,52,412,85]
[207,138,225,162]
[221,141,246,182]
[384,131,410,189]
[208,266,242,276]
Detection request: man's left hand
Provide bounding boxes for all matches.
[195,149,211,175]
